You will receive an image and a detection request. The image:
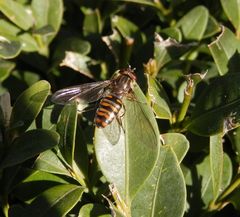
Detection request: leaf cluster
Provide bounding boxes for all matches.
[1,0,240,217]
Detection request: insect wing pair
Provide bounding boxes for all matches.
[51,69,136,144]
[51,68,159,147]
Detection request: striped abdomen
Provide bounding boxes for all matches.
[94,94,122,128]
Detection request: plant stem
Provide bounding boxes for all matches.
[177,78,194,123]
[217,174,240,202]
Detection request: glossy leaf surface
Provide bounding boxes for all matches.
[95,84,161,205]
[0,129,59,169]
[0,0,34,30]
[34,150,71,177]
[176,6,209,40]
[0,38,21,59]
[208,27,240,75]
[131,145,186,217]
[146,75,172,120]
[185,154,232,210]
[210,133,224,200]
[9,80,50,136]
[57,104,77,167]
[187,73,240,136]
[162,133,189,163]
[31,0,63,43]
[78,203,111,217]
[24,184,84,217]
[221,0,240,32]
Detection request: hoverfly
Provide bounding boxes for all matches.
[51,67,136,129]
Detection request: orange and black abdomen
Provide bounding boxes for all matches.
[94,94,122,128]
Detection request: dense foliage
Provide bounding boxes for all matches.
[1,0,240,217]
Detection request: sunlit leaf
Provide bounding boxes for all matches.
[18,33,39,52]
[82,7,102,36]
[0,19,20,36]
[131,145,186,217]
[208,26,240,75]
[34,150,71,177]
[95,84,161,206]
[185,154,232,209]
[221,0,240,33]
[0,59,15,81]
[0,92,11,129]
[146,74,172,120]
[176,6,209,40]
[78,203,111,217]
[9,80,50,137]
[25,184,85,217]
[210,133,224,200]
[0,0,34,30]
[60,51,94,79]
[162,133,189,163]
[31,0,63,43]
[0,37,21,59]
[228,126,240,163]
[13,169,69,202]
[154,33,193,71]
[203,15,221,39]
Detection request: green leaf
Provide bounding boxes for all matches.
[154,33,193,71]
[0,19,21,36]
[176,6,209,40]
[221,0,240,33]
[95,84,161,206]
[162,133,189,163]
[53,37,91,64]
[9,80,50,137]
[73,123,89,186]
[60,52,94,79]
[33,25,55,36]
[0,59,15,81]
[0,129,59,169]
[208,26,240,75]
[18,33,39,52]
[57,104,78,167]
[187,73,240,136]
[112,15,138,38]
[102,30,122,65]
[146,75,172,120]
[203,15,221,39]
[210,133,224,200]
[116,0,164,10]
[13,169,69,202]
[0,0,34,30]
[185,154,232,208]
[34,150,71,177]
[161,27,182,42]
[0,37,21,59]
[0,92,11,130]
[82,8,102,36]
[131,145,186,217]
[25,184,84,217]
[111,15,141,66]
[228,126,240,163]
[31,0,63,43]
[78,203,111,217]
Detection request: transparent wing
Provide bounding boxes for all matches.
[51,80,112,105]
[123,86,160,149]
[102,117,122,145]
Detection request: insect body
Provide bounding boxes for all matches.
[51,67,136,128]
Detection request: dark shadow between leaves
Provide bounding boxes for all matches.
[226,51,240,74]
